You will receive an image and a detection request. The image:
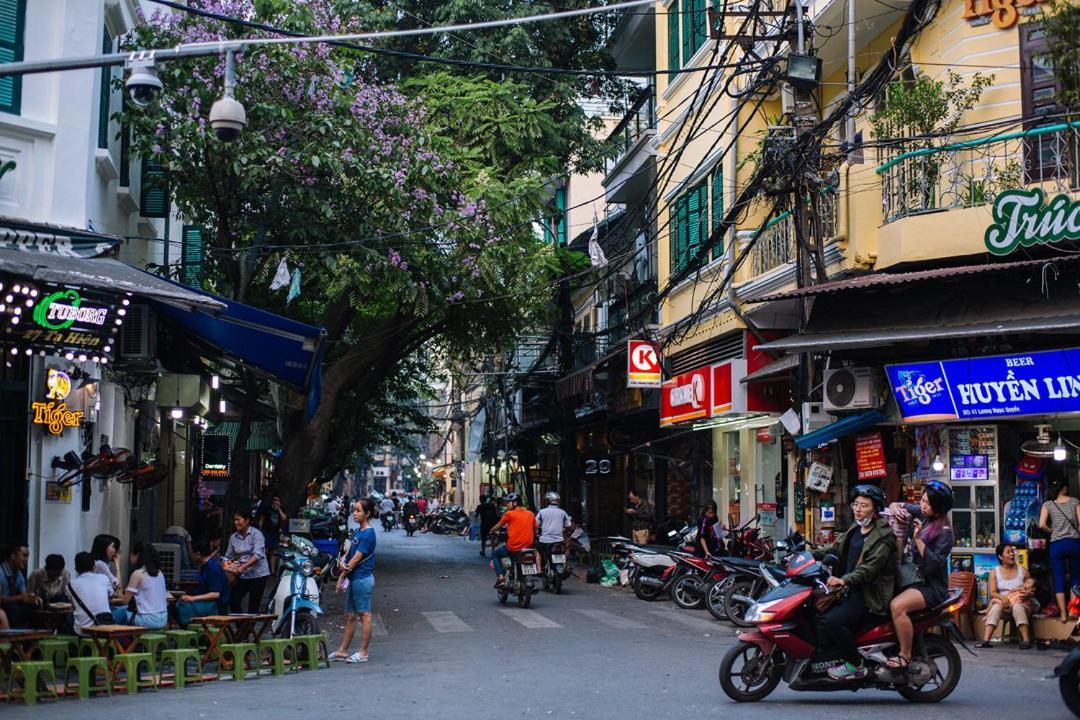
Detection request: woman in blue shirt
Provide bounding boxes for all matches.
[331,498,376,664]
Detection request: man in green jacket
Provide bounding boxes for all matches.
[815,484,897,681]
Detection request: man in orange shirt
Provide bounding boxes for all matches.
[489,493,536,588]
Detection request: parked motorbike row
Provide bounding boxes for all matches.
[608,514,971,705]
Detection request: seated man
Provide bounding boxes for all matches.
[176,539,231,627]
[27,553,71,604]
[68,552,112,636]
[0,542,40,627]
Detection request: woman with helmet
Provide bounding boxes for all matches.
[813,484,897,681]
[885,479,955,674]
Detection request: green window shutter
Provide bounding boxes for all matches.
[181,225,204,288]
[97,27,112,150]
[119,95,130,186]
[680,0,694,67]
[140,157,168,218]
[0,0,26,115]
[710,170,724,260]
[687,185,702,268]
[667,5,680,79]
[555,186,567,246]
[673,195,690,275]
[692,0,708,54]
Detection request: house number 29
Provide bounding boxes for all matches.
[585,459,612,475]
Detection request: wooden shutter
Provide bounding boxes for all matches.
[710,170,724,260]
[687,185,702,269]
[140,158,168,218]
[97,27,113,150]
[0,0,26,115]
[692,0,708,54]
[555,187,567,245]
[181,226,204,287]
[680,0,694,67]
[673,195,690,274]
[667,5,680,79]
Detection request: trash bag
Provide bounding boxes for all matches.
[599,559,620,587]
[586,564,604,584]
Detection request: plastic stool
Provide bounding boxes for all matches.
[136,632,168,663]
[113,652,158,694]
[64,656,111,699]
[293,634,330,670]
[165,629,201,650]
[159,648,207,689]
[78,638,101,657]
[218,643,259,681]
[7,661,59,705]
[54,635,81,654]
[33,639,71,669]
[257,638,295,676]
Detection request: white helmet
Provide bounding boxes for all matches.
[544,491,560,506]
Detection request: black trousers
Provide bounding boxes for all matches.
[816,591,883,665]
[230,575,268,613]
[479,524,496,554]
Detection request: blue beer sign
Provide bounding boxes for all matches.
[887,348,1080,423]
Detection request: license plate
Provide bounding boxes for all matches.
[551,555,566,564]
[521,564,538,575]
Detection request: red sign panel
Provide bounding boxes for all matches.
[855,432,887,480]
[627,339,662,388]
[711,359,747,415]
[660,367,711,426]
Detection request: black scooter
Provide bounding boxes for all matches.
[1052,620,1080,717]
[403,514,419,537]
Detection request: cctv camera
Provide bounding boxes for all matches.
[209,95,246,142]
[124,57,163,109]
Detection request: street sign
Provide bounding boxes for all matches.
[627,339,661,388]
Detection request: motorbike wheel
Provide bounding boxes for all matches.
[551,572,562,595]
[280,610,320,640]
[897,635,962,703]
[497,587,509,604]
[671,574,705,610]
[719,640,782,702]
[517,582,532,608]
[1060,668,1080,718]
[723,578,759,627]
[633,574,663,602]
[706,576,734,621]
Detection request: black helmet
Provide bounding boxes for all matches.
[924,480,954,515]
[851,484,885,512]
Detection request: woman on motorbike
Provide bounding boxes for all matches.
[815,484,896,681]
[885,480,955,674]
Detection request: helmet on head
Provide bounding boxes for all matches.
[544,491,560,505]
[504,492,520,505]
[924,480,954,515]
[851,484,885,512]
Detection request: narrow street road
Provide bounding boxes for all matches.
[14,532,1072,719]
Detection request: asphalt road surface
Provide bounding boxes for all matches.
[13,529,1073,719]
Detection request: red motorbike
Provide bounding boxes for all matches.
[719,550,969,703]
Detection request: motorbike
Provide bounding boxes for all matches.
[719,550,968,703]
[496,546,541,608]
[269,535,325,639]
[381,511,394,532]
[1051,615,1080,717]
[541,540,572,595]
[404,513,419,537]
[427,505,470,535]
[720,532,808,627]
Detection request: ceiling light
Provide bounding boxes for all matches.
[932,454,945,473]
[1055,436,1067,462]
[170,407,183,419]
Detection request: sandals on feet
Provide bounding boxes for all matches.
[329,652,349,662]
[974,641,994,648]
[885,655,910,671]
[346,652,369,664]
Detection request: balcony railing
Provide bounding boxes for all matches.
[878,120,1080,223]
[604,87,656,176]
[749,189,838,276]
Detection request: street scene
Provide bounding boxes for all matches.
[0,0,1079,716]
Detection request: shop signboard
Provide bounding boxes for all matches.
[660,366,711,426]
[627,340,662,388]
[984,188,1080,254]
[855,432,887,480]
[887,347,1080,423]
[200,433,231,479]
[711,360,748,416]
[1,278,120,357]
[963,0,1043,28]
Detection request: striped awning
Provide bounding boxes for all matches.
[212,421,280,452]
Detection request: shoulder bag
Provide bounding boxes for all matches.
[1052,501,1080,538]
[68,583,114,626]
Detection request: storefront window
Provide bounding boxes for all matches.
[948,426,1000,553]
[754,425,783,539]
[724,432,741,524]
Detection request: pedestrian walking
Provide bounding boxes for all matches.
[259,496,287,573]
[476,494,499,557]
[625,488,653,545]
[331,498,377,664]
[224,508,271,613]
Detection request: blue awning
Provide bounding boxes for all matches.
[148,281,325,402]
[794,409,885,450]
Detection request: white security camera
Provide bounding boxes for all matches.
[209,95,246,142]
[124,55,162,109]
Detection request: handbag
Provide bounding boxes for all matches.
[897,560,924,591]
[812,585,846,613]
[68,584,114,625]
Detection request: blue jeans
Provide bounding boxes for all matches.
[492,545,511,577]
[176,599,220,627]
[346,575,374,614]
[112,607,168,629]
[1050,538,1080,593]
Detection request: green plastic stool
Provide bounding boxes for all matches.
[7,661,59,705]
[63,656,111,700]
[159,648,207,689]
[165,629,201,650]
[218,643,259,681]
[78,638,101,657]
[135,632,168,663]
[55,634,80,652]
[33,639,71,669]
[113,652,157,695]
[292,634,330,670]
[257,638,295,676]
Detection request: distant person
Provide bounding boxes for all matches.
[260,496,288,573]
[428,496,441,514]
[68,552,112,636]
[489,493,536,588]
[90,534,122,592]
[625,489,653,545]
[696,501,721,557]
[1039,480,1080,622]
[536,491,571,569]
[476,495,500,557]
[27,553,70,603]
[417,496,428,515]
[332,498,377,664]
[977,543,1036,649]
[0,542,38,626]
[176,539,231,626]
[224,509,271,613]
[112,541,168,629]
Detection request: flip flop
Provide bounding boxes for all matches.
[329,652,349,662]
[346,652,369,664]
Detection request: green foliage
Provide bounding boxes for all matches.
[870,70,994,142]
[1043,0,1080,114]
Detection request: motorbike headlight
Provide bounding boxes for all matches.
[300,559,315,576]
[745,599,782,624]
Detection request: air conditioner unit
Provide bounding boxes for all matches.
[608,271,631,297]
[780,83,795,115]
[801,402,829,434]
[116,304,156,360]
[823,367,882,412]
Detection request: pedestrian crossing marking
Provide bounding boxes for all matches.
[648,609,718,632]
[499,608,562,629]
[422,611,473,633]
[574,608,647,629]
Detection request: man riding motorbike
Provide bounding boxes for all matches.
[378,496,395,531]
[489,493,536,588]
[535,491,572,571]
[814,484,897,682]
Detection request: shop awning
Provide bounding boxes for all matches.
[149,282,325,393]
[213,420,280,451]
[0,247,224,312]
[741,353,798,383]
[794,409,885,449]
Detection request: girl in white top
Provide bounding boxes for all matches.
[90,534,122,592]
[112,541,168,629]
